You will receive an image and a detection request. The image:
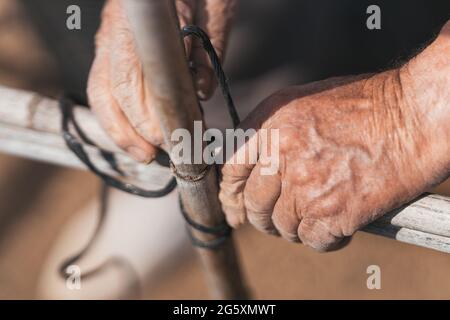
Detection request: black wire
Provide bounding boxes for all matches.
[182,25,241,128]
[177,25,238,248]
[59,183,142,298]
[59,182,109,279]
[58,25,240,282]
[59,25,239,199]
[60,96,177,198]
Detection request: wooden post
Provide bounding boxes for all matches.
[124,0,248,299]
[1,87,450,254]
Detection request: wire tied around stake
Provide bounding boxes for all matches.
[60,25,239,252]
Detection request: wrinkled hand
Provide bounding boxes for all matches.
[87,0,236,162]
[219,45,450,251]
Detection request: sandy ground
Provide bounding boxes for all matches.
[1,0,450,299]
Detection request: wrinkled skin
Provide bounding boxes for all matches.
[219,22,450,251]
[89,2,449,253]
[87,0,236,162]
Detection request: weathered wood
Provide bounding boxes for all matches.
[1,85,450,255]
[125,0,247,299]
[363,193,450,253]
[0,86,119,153]
[0,85,172,188]
[388,194,450,237]
[364,223,450,253]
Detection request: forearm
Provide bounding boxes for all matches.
[399,20,450,173]
[400,21,450,127]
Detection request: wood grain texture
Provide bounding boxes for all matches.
[0,87,450,254]
[364,223,450,254]
[364,193,450,253]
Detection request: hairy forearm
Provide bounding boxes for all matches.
[400,21,450,135]
[359,20,450,196]
[398,21,450,176]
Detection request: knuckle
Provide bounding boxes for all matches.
[218,189,227,205]
[247,213,274,234]
[219,191,247,226]
[297,218,341,252]
[246,206,277,235]
[272,216,300,243]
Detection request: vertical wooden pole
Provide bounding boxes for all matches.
[125,0,247,299]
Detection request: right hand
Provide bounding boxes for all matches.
[87,0,236,162]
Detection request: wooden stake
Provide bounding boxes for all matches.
[124,0,248,299]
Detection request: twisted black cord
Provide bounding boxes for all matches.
[60,96,177,198]
[60,25,239,199]
[177,25,240,249]
[59,182,109,279]
[182,25,240,128]
[59,183,142,298]
[58,25,239,279]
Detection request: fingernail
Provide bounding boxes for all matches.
[126,146,151,163]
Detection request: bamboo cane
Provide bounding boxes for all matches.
[124,0,248,299]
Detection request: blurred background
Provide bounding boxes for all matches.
[0,0,449,299]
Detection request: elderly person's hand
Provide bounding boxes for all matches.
[87,0,236,162]
[219,21,450,252]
